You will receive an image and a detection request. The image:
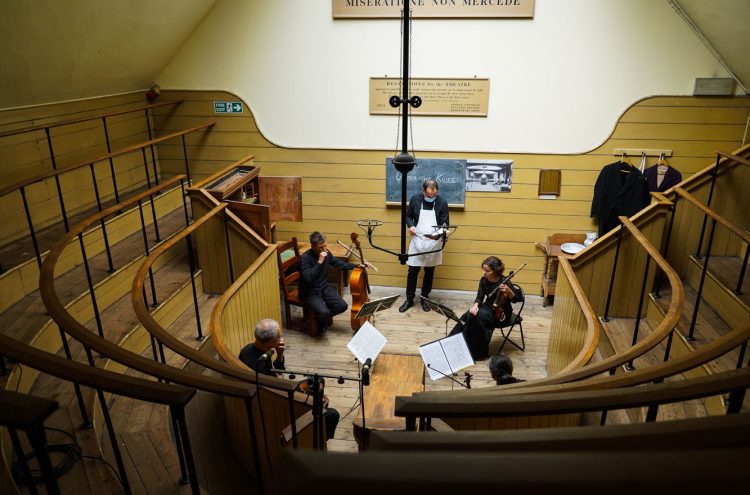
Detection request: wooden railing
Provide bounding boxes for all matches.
[395,366,750,430]
[37,178,263,494]
[0,333,198,494]
[0,120,214,270]
[0,100,182,139]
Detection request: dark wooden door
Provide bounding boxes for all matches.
[259,176,302,222]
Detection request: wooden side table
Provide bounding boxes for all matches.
[535,233,586,307]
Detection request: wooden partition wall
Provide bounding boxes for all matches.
[152,90,749,292]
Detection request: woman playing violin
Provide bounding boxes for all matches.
[449,256,516,360]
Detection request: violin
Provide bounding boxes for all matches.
[349,233,371,331]
[491,264,525,321]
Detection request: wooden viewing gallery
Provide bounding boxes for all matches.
[1,89,749,495]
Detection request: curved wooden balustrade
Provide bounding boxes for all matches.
[0,100,182,139]
[0,121,215,199]
[37,177,259,399]
[395,366,750,423]
[507,211,683,389]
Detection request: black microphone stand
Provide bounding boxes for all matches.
[272,368,366,450]
[426,364,470,389]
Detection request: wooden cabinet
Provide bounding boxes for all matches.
[190,159,302,243]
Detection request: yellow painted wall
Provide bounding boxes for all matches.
[154,89,750,293]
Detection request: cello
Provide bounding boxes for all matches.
[349,233,371,331]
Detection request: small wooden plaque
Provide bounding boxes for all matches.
[538,169,561,196]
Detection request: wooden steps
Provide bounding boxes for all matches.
[687,255,750,329]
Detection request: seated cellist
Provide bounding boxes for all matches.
[449,256,516,360]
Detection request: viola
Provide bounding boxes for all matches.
[349,233,371,331]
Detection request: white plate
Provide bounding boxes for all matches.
[560,243,586,255]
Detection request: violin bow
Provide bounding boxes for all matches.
[336,240,379,272]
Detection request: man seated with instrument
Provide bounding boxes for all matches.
[449,256,516,360]
[300,231,369,334]
[239,319,340,440]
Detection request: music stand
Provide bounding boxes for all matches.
[355,294,400,326]
[421,296,461,336]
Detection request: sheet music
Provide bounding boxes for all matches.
[419,333,474,381]
[347,321,387,364]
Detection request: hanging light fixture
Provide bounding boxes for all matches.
[357,7,453,265]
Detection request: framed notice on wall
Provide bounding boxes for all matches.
[370,78,489,117]
[333,0,535,19]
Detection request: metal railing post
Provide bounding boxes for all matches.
[186,234,203,340]
[89,164,115,273]
[0,356,8,376]
[8,428,43,495]
[141,147,152,189]
[140,149,161,242]
[653,199,677,298]
[626,255,652,371]
[695,156,719,259]
[137,200,159,307]
[144,109,160,185]
[95,388,131,494]
[57,327,92,428]
[20,187,42,268]
[25,426,61,495]
[168,407,191,487]
[602,225,624,322]
[180,178,191,226]
[688,218,718,341]
[735,242,749,295]
[101,117,120,204]
[45,128,69,232]
[663,329,675,362]
[78,233,104,338]
[181,134,192,184]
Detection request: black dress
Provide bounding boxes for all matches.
[449,277,512,360]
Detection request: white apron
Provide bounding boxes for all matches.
[407,206,442,267]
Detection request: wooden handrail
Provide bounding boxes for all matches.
[0,100,182,139]
[38,179,257,400]
[0,389,58,430]
[716,151,750,168]
[674,187,750,245]
[395,367,750,418]
[130,201,297,394]
[0,333,195,407]
[0,121,215,198]
[556,258,601,373]
[188,154,256,190]
[369,413,750,452]
[463,321,750,398]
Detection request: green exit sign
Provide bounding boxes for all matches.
[214,101,243,113]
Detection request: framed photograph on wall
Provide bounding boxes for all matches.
[465,160,513,192]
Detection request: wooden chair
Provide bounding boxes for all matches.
[276,237,319,337]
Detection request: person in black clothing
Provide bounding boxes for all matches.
[488,352,524,385]
[399,178,450,313]
[449,256,515,360]
[238,319,340,440]
[299,231,369,333]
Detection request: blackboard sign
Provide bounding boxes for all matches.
[385,158,466,207]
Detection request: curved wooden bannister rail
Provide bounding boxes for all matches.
[130,201,299,394]
[0,334,195,407]
[0,121,215,199]
[395,366,750,421]
[0,100,182,139]
[717,151,750,168]
[674,187,750,245]
[438,321,750,399]
[37,177,258,400]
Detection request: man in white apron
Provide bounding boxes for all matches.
[399,179,450,312]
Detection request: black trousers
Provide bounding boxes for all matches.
[300,285,348,331]
[406,265,436,301]
[325,408,340,440]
